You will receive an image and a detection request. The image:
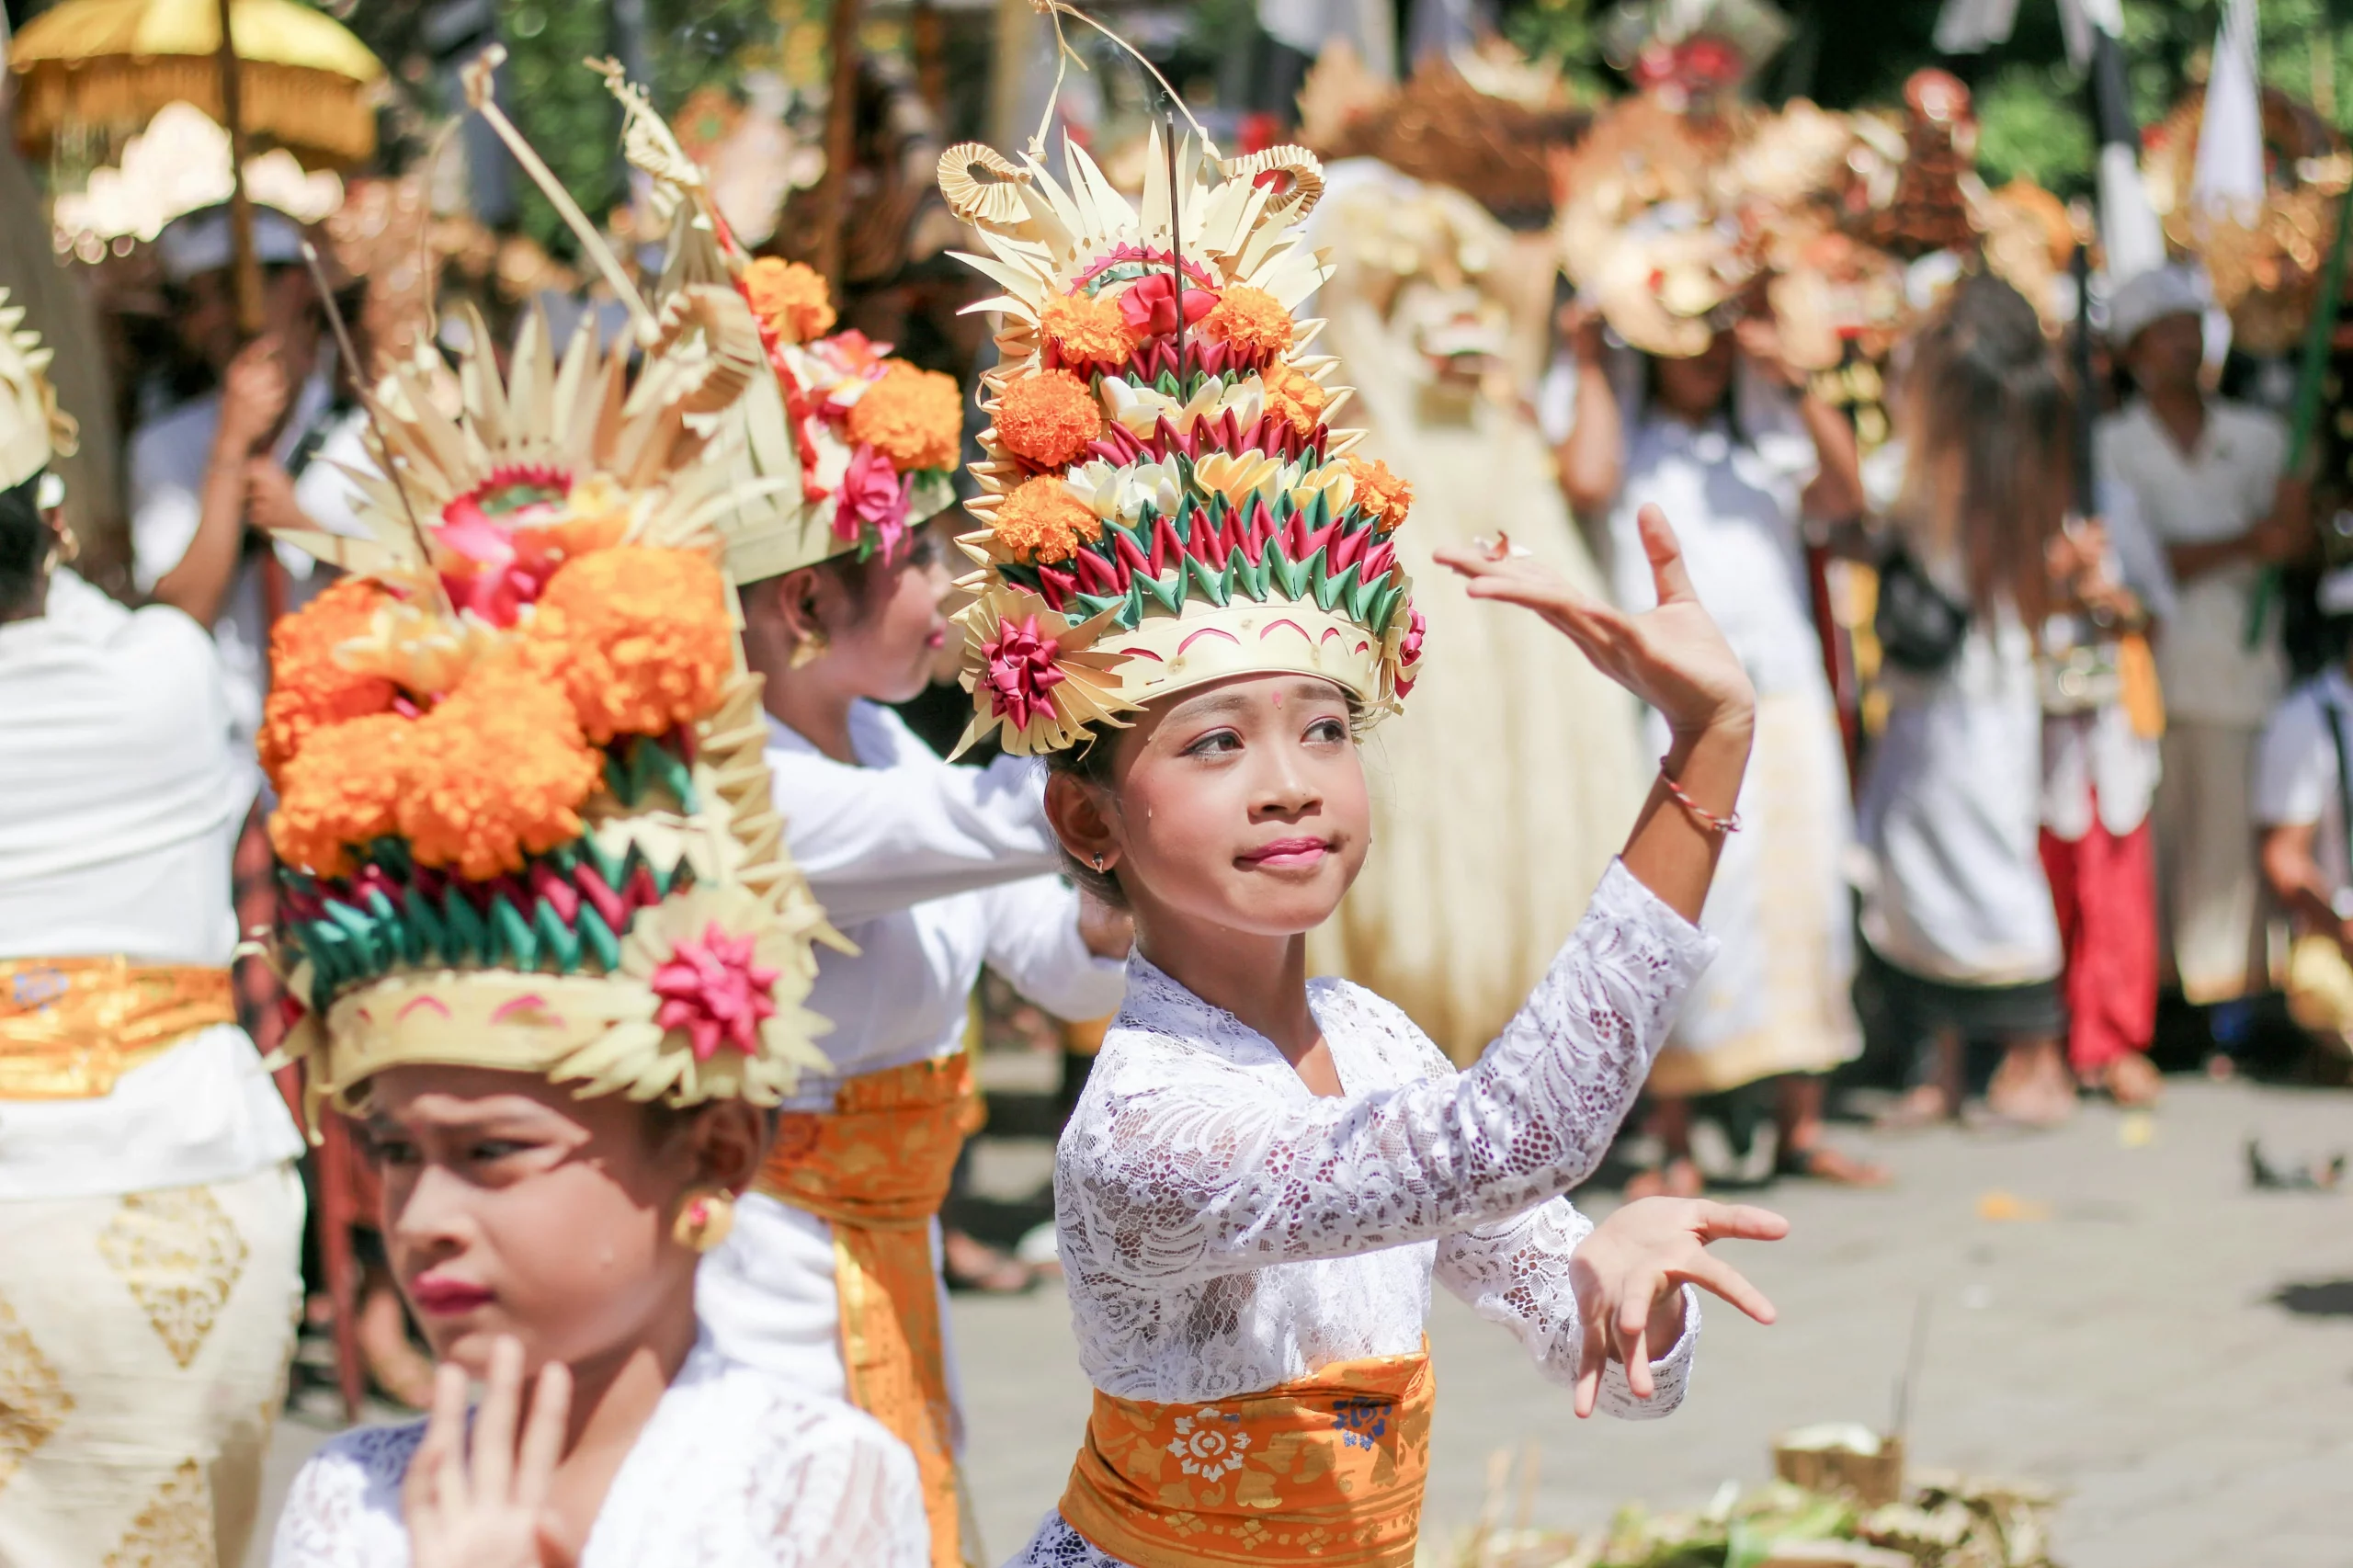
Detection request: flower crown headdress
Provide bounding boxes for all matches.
[935,125,1424,756]
[596,62,963,583]
[0,288,78,492]
[259,82,845,1129]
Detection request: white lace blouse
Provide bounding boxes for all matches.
[1011,860,1717,1566]
[269,1343,927,1568]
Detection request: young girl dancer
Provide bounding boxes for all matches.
[256,261,926,1564]
[935,129,1784,1566]
[593,74,1131,1563]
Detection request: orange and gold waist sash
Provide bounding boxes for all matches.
[1061,1346,1435,1568]
[756,1050,985,1568]
[0,958,235,1101]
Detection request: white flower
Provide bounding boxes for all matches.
[1064,458,1183,525]
[1166,1409,1251,1481]
[1099,374,1264,440]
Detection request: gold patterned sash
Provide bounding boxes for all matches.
[756,1051,986,1568]
[0,957,236,1100]
[1060,1346,1435,1568]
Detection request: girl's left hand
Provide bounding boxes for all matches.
[1567,1198,1788,1418]
[405,1335,575,1568]
[1436,505,1755,742]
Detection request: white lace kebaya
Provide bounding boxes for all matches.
[268,1342,927,1568]
[1011,858,1718,1567]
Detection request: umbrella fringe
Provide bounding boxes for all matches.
[15,56,376,166]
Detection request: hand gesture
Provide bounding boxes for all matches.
[244,460,310,538]
[1567,1197,1788,1417]
[219,336,290,456]
[1435,504,1756,741]
[405,1336,574,1568]
[1555,299,1608,366]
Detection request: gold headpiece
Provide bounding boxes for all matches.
[599,64,963,585]
[0,290,77,492]
[934,129,1424,756]
[259,297,841,1127]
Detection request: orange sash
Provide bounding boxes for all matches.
[756,1051,986,1568]
[0,958,235,1101]
[1060,1347,1435,1568]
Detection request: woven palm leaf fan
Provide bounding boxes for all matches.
[10,0,383,168]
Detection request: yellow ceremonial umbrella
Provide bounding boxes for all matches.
[10,0,384,332]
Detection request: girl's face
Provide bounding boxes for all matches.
[1654,334,1735,420]
[363,1066,756,1375]
[1051,674,1370,939]
[809,522,955,697]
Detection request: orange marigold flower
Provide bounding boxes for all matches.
[991,476,1103,566]
[995,370,1104,469]
[846,361,963,473]
[258,577,398,786]
[529,547,733,744]
[1348,457,1413,528]
[1040,290,1140,371]
[398,652,601,881]
[269,713,415,879]
[1200,285,1295,358]
[744,256,836,344]
[1262,359,1330,438]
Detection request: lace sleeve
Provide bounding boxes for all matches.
[757,1404,929,1568]
[266,1423,424,1568]
[1434,1203,1699,1420]
[1063,860,1713,1285]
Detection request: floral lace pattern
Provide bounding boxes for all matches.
[1011,861,1714,1566]
[267,1343,926,1567]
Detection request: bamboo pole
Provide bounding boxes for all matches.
[216,0,264,337]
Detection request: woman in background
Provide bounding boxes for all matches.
[1858,273,2073,1126]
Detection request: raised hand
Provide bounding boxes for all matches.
[1434,503,1755,741]
[218,335,290,458]
[1566,1197,1788,1418]
[405,1336,574,1568]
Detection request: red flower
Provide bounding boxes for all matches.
[1117,271,1217,340]
[834,444,914,557]
[980,614,1068,729]
[650,923,780,1062]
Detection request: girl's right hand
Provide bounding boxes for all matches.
[1435,503,1755,741]
[405,1336,575,1568]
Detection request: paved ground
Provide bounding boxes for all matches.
[253,1077,2353,1566]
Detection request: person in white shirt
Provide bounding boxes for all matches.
[698,517,1132,1563]
[2095,265,2308,1007]
[127,203,374,799]
[0,301,304,1568]
[2252,567,2353,1060]
[1554,302,1877,1191]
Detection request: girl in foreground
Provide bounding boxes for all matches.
[257,297,925,1566]
[933,131,1785,1566]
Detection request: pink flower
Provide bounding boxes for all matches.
[1393,605,1427,698]
[980,614,1067,729]
[649,922,780,1062]
[833,444,914,556]
[1117,271,1217,339]
[433,496,556,627]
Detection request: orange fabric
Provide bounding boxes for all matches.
[0,958,235,1100]
[756,1051,985,1568]
[1060,1347,1435,1568]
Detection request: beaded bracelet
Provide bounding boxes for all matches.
[1658,758,1742,835]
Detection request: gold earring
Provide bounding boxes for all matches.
[672,1187,735,1253]
[788,629,830,669]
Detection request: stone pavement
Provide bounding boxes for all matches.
[251,1078,2353,1566]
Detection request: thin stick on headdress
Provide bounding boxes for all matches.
[1026,1,1210,159]
[297,239,455,619]
[1165,112,1186,376]
[460,46,659,344]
